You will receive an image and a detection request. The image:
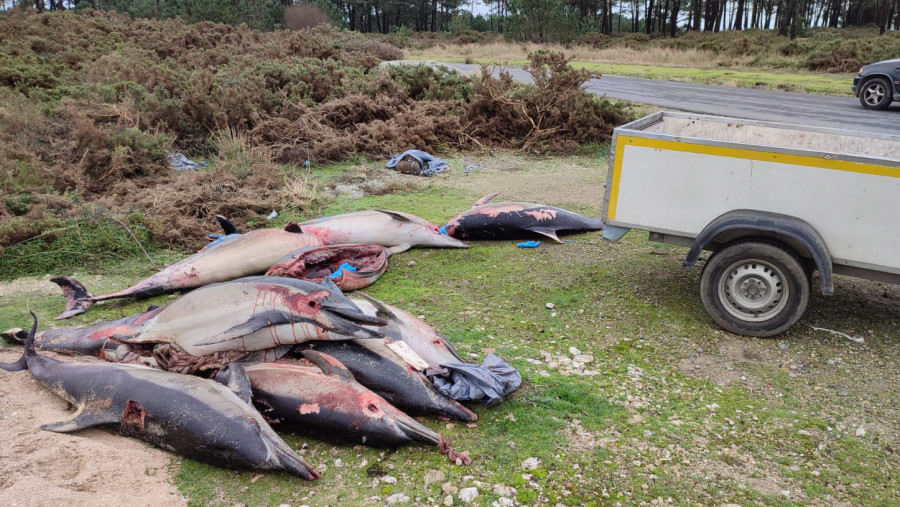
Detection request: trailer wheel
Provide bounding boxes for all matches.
[700,241,809,337]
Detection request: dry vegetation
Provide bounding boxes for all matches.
[407,27,900,73]
[0,9,629,277]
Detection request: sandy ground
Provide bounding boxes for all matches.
[0,349,187,506]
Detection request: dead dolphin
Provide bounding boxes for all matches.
[0,313,319,480]
[265,244,397,291]
[443,193,603,243]
[299,210,468,252]
[51,222,326,319]
[4,278,385,373]
[244,350,442,447]
[131,277,385,358]
[1,308,164,363]
[351,294,465,373]
[302,340,477,422]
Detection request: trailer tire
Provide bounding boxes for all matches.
[859,77,893,110]
[700,241,809,337]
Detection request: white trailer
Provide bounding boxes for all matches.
[602,111,900,337]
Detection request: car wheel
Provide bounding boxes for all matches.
[859,77,893,110]
[700,241,809,338]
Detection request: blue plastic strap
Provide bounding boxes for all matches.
[328,263,357,278]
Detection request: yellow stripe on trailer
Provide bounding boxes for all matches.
[606,135,900,222]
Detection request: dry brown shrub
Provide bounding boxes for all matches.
[1,12,630,259]
[52,100,173,190]
[253,95,465,164]
[284,4,332,31]
[465,51,627,152]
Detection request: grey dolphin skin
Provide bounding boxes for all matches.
[51,222,325,319]
[302,340,478,422]
[299,209,468,251]
[3,278,386,373]
[442,193,603,242]
[246,350,442,447]
[0,313,319,480]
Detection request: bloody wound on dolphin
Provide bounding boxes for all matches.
[0,312,320,479]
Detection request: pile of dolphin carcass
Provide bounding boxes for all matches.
[0,193,603,480]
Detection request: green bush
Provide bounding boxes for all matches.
[387,64,473,101]
[0,208,157,278]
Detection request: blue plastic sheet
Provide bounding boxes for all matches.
[203,233,241,250]
[386,150,449,176]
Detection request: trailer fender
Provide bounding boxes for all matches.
[683,210,834,296]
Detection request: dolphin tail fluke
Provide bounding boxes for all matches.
[0,312,38,372]
[1,328,27,344]
[50,276,95,320]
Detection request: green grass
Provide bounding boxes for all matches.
[433,57,853,96]
[2,152,899,505]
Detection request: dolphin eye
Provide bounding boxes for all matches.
[308,300,317,308]
[367,403,379,413]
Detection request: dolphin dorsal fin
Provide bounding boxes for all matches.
[374,210,415,223]
[215,215,240,235]
[284,222,303,234]
[227,364,254,405]
[300,350,354,381]
[473,192,500,207]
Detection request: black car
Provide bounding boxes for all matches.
[852,58,900,110]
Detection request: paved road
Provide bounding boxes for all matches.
[444,63,899,136]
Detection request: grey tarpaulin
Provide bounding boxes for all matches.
[432,354,522,407]
[386,149,449,176]
[169,152,209,171]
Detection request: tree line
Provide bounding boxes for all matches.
[7,0,899,40]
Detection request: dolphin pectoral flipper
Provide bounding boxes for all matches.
[387,244,411,256]
[41,407,120,433]
[353,292,398,320]
[193,311,294,347]
[529,228,564,243]
[300,350,355,381]
[50,276,95,320]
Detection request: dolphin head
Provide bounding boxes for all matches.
[413,224,468,249]
[353,389,442,447]
[304,279,387,339]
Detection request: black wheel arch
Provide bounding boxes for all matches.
[683,210,833,296]
[858,73,897,96]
